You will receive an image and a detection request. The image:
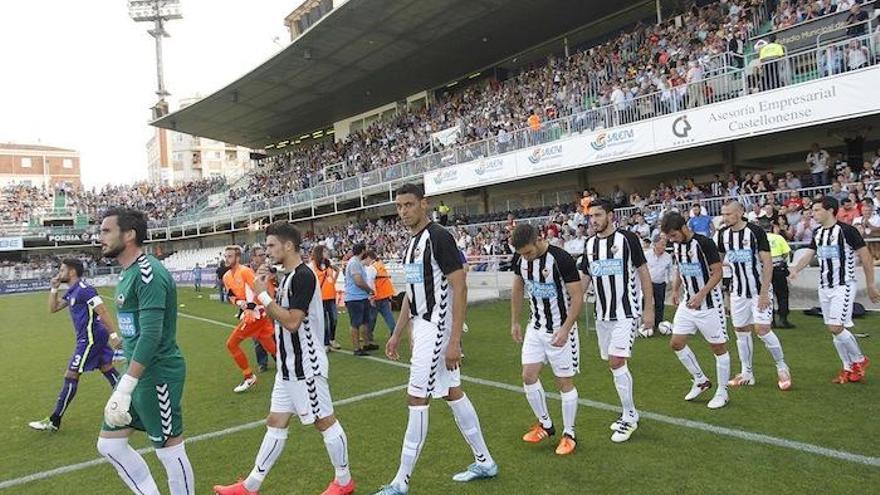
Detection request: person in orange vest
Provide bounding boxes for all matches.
[363,251,397,348]
[221,246,277,393]
[312,244,342,351]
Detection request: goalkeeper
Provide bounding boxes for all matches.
[221,245,277,393]
[97,207,194,495]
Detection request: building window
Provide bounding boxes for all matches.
[63,158,73,169]
[21,157,32,168]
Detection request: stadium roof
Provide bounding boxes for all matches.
[152,0,652,149]
[0,143,77,153]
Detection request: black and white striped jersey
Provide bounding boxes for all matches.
[580,229,647,321]
[512,245,581,333]
[403,222,463,326]
[671,234,723,310]
[275,262,328,381]
[808,222,866,289]
[716,223,770,298]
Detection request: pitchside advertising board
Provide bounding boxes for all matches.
[0,237,24,251]
[425,65,880,196]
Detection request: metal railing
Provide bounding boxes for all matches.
[140,36,873,238]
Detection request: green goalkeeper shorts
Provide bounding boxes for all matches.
[102,379,185,448]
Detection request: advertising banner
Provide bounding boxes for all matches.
[0,278,51,295]
[0,237,23,251]
[653,66,880,152]
[45,232,100,244]
[424,66,880,196]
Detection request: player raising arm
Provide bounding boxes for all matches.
[214,221,354,495]
[29,259,121,432]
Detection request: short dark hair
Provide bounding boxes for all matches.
[352,242,366,256]
[363,250,377,261]
[62,258,84,277]
[660,211,687,233]
[265,221,301,249]
[396,183,425,199]
[818,196,839,215]
[588,198,615,214]
[102,207,147,246]
[511,223,538,249]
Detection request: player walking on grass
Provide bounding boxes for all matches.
[222,245,278,392]
[214,221,355,495]
[97,207,195,495]
[789,197,879,383]
[716,201,792,390]
[29,258,121,432]
[372,183,497,495]
[579,199,654,443]
[661,212,732,410]
[510,223,584,455]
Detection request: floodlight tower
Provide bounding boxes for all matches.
[129,0,183,119]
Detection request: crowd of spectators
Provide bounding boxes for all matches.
[0,177,227,227]
[222,0,769,208]
[0,184,52,224]
[770,0,870,31]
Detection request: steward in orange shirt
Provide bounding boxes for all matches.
[363,251,397,345]
[312,244,341,351]
[221,246,276,393]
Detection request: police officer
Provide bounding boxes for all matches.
[761,219,794,328]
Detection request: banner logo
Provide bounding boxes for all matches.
[672,115,692,138]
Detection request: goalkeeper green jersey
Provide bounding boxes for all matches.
[115,253,185,383]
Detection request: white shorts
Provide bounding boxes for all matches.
[595,319,637,360]
[819,283,855,328]
[672,304,728,344]
[408,318,461,399]
[270,374,335,425]
[730,293,774,328]
[521,325,580,377]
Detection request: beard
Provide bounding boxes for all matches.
[102,242,124,259]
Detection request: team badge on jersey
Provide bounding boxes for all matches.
[116,294,125,306]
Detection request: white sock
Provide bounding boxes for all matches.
[321,421,351,486]
[392,405,429,491]
[244,426,289,491]
[448,394,494,466]
[560,388,578,437]
[155,441,195,495]
[837,330,865,365]
[96,437,161,495]
[735,331,753,375]
[611,365,638,422]
[759,331,787,370]
[715,352,731,395]
[523,381,552,429]
[832,334,852,370]
[674,346,706,381]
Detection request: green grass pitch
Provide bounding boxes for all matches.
[1,287,878,494]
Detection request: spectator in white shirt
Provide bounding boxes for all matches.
[644,235,673,329]
[806,143,830,186]
[854,203,880,237]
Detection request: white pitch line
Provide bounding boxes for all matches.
[0,384,406,491]
[179,312,880,467]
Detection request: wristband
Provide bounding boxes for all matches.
[116,374,139,394]
[258,291,273,306]
[50,288,58,294]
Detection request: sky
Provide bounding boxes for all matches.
[0,0,302,189]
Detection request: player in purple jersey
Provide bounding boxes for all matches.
[28,259,121,432]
